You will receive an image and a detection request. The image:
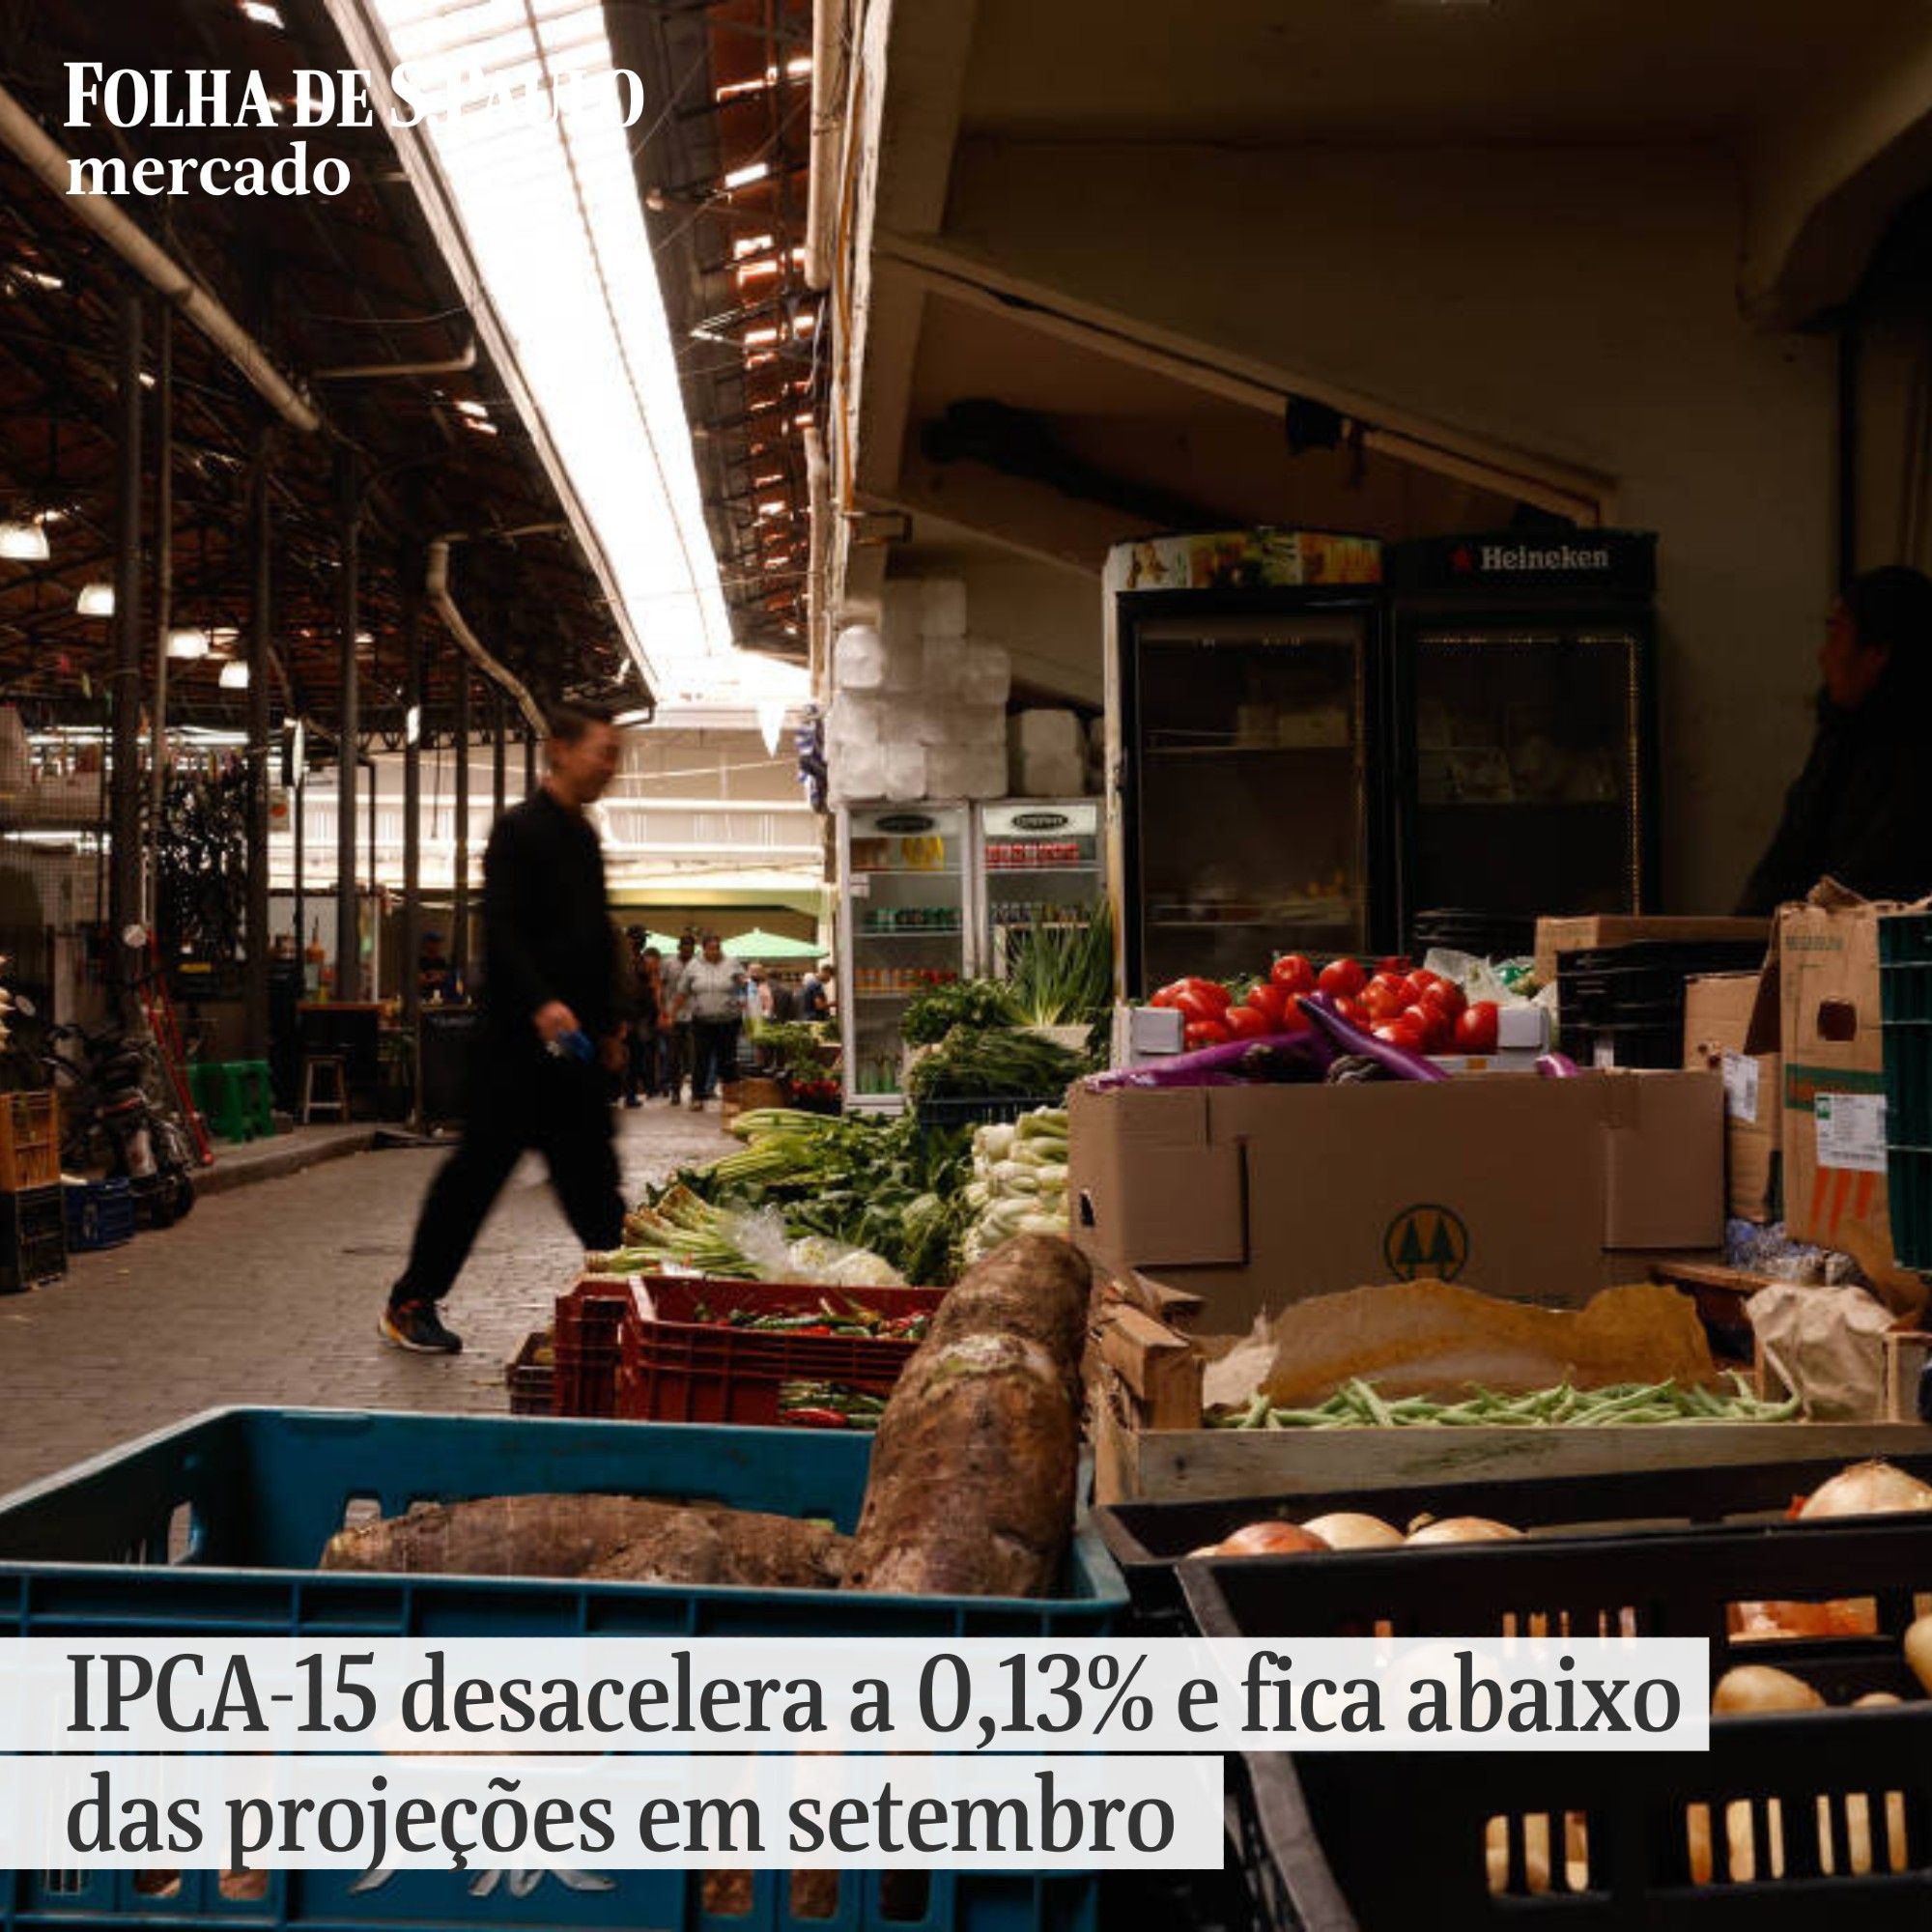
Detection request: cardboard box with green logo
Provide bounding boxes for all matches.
[1066,1069,1722,1326]
[1777,885,1906,1279]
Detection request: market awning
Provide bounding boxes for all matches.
[722,928,820,960]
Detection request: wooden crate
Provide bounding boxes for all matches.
[0,1091,58,1192]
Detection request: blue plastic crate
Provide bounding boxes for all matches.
[62,1177,135,1252]
[0,1409,1123,1932]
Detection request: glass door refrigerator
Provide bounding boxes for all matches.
[1104,530,1387,999]
[1387,532,1657,956]
[976,799,1106,977]
[837,802,974,1110]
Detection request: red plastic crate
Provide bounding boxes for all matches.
[551,1279,637,1418]
[615,1278,946,1426]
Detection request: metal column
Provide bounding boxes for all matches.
[242,423,272,1058]
[148,304,173,919]
[400,571,422,1035]
[453,666,470,980]
[492,689,507,824]
[334,452,360,1001]
[107,285,144,1015]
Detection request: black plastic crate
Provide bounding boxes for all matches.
[1560,1014,1689,1069]
[1880,913,1932,1270]
[1186,1513,1932,1927]
[1096,1446,1932,1625]
[0,1181,65,1293]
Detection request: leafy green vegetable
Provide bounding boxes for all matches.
[901,978,1021,1046]
[1005,899,1114,1029]
[904,1024,1090,1105]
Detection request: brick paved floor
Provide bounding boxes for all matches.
[0,1100,732,1492]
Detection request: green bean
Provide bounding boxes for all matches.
[1239,1391,1270,1430]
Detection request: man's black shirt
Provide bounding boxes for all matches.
[481,787,617,1041]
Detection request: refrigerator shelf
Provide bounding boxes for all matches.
[855,927,962,940]
[851,866,962,879]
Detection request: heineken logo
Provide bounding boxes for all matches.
[1011,811,1070,832]
[1451,542,1613,574]
[873,813,936,833]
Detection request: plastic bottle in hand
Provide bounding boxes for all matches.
[547,1029,595,1063]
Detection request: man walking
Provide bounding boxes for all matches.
[381,702,627,1354]
[658,930,696,1104]
[683,930,750,1109]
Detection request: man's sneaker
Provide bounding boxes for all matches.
[379,1298,463,1354]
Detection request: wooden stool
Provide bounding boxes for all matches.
[300,1054,350,1124]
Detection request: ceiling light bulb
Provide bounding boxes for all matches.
[0,521,49,562]
[241,0,285,23]
[75,582,114,617]
[218,661,250,690]
[166,627,211,660]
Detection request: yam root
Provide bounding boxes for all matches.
[842,1234,1090,1599]
[321,1494,847,1590]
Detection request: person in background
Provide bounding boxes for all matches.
[683,930,750,1110]
[622,929,661,1107]
[746,961,773,1021]
[417,930,457,1005]
[767,972,800,1023]
[799,959,831,1023]
[1738,566,1932,915]
[381,703,626,1354]
[658,930,696,1104]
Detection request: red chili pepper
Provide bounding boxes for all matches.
[781,1407,849,1428]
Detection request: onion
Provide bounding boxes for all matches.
[1217,1520,1331,1557]
[1798,1460,1932,1520]
[1712,1664,1825,1716]
[1854,1691,1903,1707]
[1904,1614,1932,1693]
[1184,1544,1224,1559]
[1301,1511,1403,1551]
[1406,1515,1522,1546]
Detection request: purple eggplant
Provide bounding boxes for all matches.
[1082,1029,1336,1092]
[1535,1051,1583,1078]
[1296,992,1449,1082]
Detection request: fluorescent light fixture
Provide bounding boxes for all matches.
[0,521,48,562]
[208,625,241,647]
[138,370,156,390]
[218,661,250,691]
[455,398,490,420]
[612,707,652,728]
[241,0,285,22]
[75,582,114,617]
[723,161,770,190]
[166,627,211,660]
[405,704,421,746]
[355,629,374,646]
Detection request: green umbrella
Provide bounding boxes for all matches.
[722,928,821,960]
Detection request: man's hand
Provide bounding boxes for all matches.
[533,1000,580,1044]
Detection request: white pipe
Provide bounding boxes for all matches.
[0,82,321,435]
[802,420,831,694]
[314,341,477,381]
[426,536,553,739]
[803,0,845,293]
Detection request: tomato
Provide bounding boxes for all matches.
[1223,1005,1269,1039]
[1361,982,1405,1022]
[1455,1001,1500,1054]
[1278,996,1312,1034]
[1269,952,1317,998]
[1317,956,1366,1000]
[1174,989,1222,1027]
[1421,980,1467,1022]
[1151,980,1189,1009]
[1378,956,1414,979]
[1404,1003,1450,1052]
[1333,995,1368,1030]
[1184,1018,1232,1050]
[1409,968,1442,992]
[1181,976,1232,1012]
[1374,1016,1428,1053]
[1246,980,1288,1027]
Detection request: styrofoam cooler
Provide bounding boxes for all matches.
[959,640,1011,706]
[879,580,923,655]
[920,635,967,699]
[958,705,1007,746]
[924,744,975,797]
[827,693,883,747]
[919,576,969,639]
[1009,708,1088,797]
[882,742,927,801]
[962,746,1008,798]
[829,743,885,803]
[833,623,884,691]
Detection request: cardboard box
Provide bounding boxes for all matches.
[1534,914,1769,991]
[1683,971,1781,1223]
[1779,889,1894,1269]
[1067,1069,1723,1328]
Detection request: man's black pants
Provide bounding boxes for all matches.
[395,1038,624,1304]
